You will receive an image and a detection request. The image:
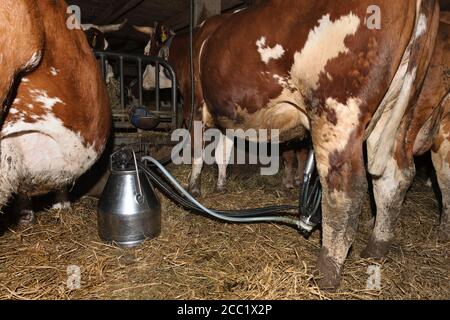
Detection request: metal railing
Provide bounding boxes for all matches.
[94,50,178,130]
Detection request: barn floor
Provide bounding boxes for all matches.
[0,162,449,300]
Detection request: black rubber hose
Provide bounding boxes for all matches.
[138,163,298,218]
[142,155,302,227]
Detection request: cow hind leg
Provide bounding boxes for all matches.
[187,122,205,197]
[15,194,36,225]
[282,150,296,189]
[362,152,415,259]
[295,148,308,188]
[215,133,234,192]
[188,154,204,197]
[431,114,450,242]
[312,128,367,291]
[51,188,71,210]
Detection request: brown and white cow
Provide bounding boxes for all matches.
[133,23,177,90]
[83,19,127,84]
[197,0,441,290]
[82,19,128,51]
[13,12,123,223]
[0,1,111,219]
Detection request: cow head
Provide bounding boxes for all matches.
[82,19,128,50]
[134,22,175,59]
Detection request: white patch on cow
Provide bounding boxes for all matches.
[315,97,362,177]
[1,113,99,191]
[415,13,427,38]
[371,157,407,242]
[199,39,209,76]
[51,201,71,210]
[215,132,234,190]
[50,67,59,76]
[256,36,285,64]
[142,65,173,90]
[290,13,361,90]
[273,74,296,91]
[21,78,30,84]
[13,98,21,105]
[23,50,42,71]
[81,24,94,31]
[273,74,287,87]
[9,108,18,115]
[144,40,152,56]
[106,63,114,84]
[30,89,64,110]
[367,68,417,175]
[189,150,204,191]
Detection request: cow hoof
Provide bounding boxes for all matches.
[361,240,391,260]
[51,202,71,210]
[315,251,341,292]
[317,277,340,292]
[188,185,201,198]
[18,210,36,225]
[216,184,227,194]
[295,175,303,187]
[282,178,295,190]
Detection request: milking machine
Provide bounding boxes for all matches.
[96,0,322,247]
[97,147,322,247]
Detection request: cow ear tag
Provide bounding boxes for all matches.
[161,32,167,43]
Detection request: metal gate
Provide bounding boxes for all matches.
[94,50,178,131]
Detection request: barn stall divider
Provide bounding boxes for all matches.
[94,50,180,158]
[95,50,178,129]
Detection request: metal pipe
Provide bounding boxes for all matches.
[155,62,160,111]
[137,58,143,106]
[119,56,125,109]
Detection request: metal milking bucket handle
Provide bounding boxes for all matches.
[110,147,144,204]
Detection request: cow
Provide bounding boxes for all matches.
[167,0,442,291]
[13,9,122,224]
[82,19,127,84]
[133,23,176,90]
[1,1,111,223]
[82,19,128,51]
[195,0,442,291]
